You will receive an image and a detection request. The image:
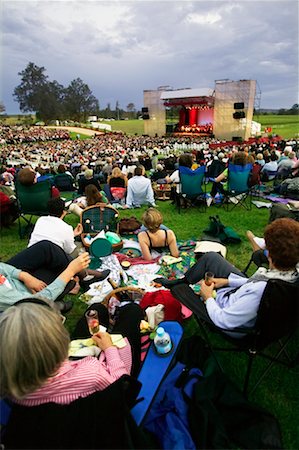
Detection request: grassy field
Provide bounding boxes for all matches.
[253,114,299,139]
[1,198,298,449]
[2,114,298,139]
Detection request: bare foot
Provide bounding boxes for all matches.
[246,230,261,252]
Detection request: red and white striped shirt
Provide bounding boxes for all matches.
[14,340,132,406]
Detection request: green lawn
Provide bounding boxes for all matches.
[253,114,299,139]
[1,199,298,448]
[99,119,144,135]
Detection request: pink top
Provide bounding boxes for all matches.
[15,340,132,406]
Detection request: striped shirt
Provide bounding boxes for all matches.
[14,340,132,406]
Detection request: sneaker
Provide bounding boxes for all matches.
[229,196,239,204]
[206,197,213,207]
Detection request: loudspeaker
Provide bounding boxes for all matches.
[233,111,245,119]
[142,114,150,120]
[232,136,243,142]
[141,107,149,113]
[234,102,245,109]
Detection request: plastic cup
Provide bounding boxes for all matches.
[85,309,100,335]
[204,271,214,286]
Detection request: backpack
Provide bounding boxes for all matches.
[204,215,241,244]
[143,336,283,450]
[143,361,202,450]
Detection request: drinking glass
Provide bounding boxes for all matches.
[85,309,100,335]
[204,271,214,286]
[78,247,94,281]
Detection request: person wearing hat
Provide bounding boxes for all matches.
[78,168,102,194]
[151,163,167,182]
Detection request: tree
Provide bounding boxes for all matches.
[126,102,136,119]
[115,100,121,120]
[0,102,5,114]
[37,80,65,122]
[64,78,99,122]
[13,62,48,114]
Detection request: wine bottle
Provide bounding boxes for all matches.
[107,277,131,303]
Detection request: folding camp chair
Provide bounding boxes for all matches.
[15,179,52,238]
[1,376,150,449]
[242,249,269,276]
[170,280,299,397]
[80,203,122,251]
[222,163,252,211]
[177,165,206,213]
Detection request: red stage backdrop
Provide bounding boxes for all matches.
[197,109,214,125]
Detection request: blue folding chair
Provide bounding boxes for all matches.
[223,163,253,211]
[177,165,206,213]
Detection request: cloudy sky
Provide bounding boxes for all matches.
[1,0,298,114]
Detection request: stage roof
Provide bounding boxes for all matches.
[160,88,213,100]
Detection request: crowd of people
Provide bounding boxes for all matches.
[0,125,298,447]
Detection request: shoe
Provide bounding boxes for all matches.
[206,197,213,207]
[153,277,186,288]
[89,269,111,282]
[54,300,74,314]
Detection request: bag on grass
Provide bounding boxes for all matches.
[119,217,142,234]
[204,215,241,244]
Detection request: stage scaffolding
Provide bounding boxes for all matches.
[143,89,166,136]
[213,79,256,141]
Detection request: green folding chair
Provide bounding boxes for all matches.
[15,180,52,238]
[223,163,253,211]
[177,165,206,213]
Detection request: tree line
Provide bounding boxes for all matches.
[11,62,140,123]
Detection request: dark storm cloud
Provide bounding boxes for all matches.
[1,0,298,113]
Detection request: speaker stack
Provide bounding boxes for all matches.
[142,107,150,120]
[233,102,245,119]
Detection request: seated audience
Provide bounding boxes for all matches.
[125,165,156,208]
[0,242,90,312]
[0,299,143,407]
[155,218,299,332]
[138,208,179,261]
[208,151,252,206]
[17,167,60,198]
[260,152,278,181]
[165,153,193,194]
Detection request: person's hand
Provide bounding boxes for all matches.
[92,332,114,351]
[73,223,83,237]
[68,252,90,275]
[199,280,215,302]
[212,277,229,289]
[20,272,47,293]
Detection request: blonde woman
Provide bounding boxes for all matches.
[108,167,128,202]
[138,208,179,261]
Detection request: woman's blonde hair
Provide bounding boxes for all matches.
[111,167,123,178]
[142,207,163,233]
[0,301,70,399]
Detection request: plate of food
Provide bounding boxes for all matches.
[119,247,142,258]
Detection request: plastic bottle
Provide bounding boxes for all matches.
[154,327,172,355]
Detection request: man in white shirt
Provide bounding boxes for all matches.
[29,198,82,256]
[125,166,156,208]
[28,198,111,284]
